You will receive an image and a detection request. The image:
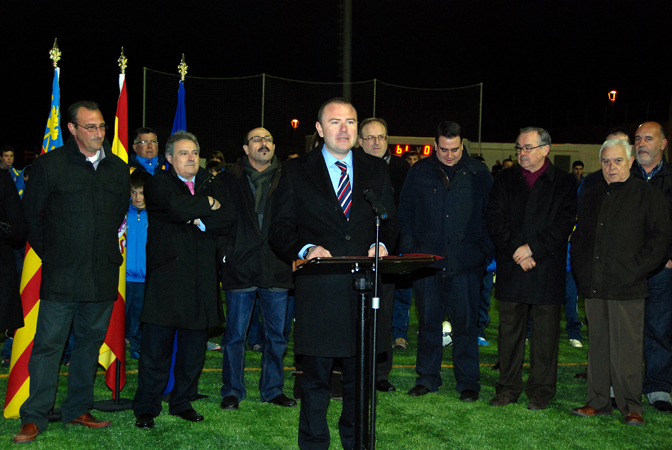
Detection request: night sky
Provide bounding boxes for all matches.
[3,0,670,164]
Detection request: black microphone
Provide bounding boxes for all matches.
[363,189,388,220]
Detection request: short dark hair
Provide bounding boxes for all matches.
[206,160,223,173]
[519,127,551,146]
[572,160,584,169]
[130,170,151,190]
[359,118,388,137]
[67,101,100,124]
[1,145,15,156]
[404,150,419,160]
[209,151,225,163]
[605,127,631,142]
[134,127,158,144]
[317,97,357,124]
[435,121,462,144]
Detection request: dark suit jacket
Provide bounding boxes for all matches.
[270,147,399,357]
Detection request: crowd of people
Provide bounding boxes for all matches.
[2,97,671,448]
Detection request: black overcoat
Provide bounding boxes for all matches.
[487,162,577,305]
[141,167,234,330]
[270,148,399,357]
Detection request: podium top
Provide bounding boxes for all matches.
[293,254,439,276]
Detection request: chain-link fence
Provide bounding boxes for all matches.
[143,69,483,162]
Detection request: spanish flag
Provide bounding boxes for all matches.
[99,72,129,397]
[4,68,63,418]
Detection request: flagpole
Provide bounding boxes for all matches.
[4,39,64,421]
[94,47,133,413]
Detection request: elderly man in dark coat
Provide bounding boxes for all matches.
[15,101,129,444]
[487,126,577,411]
[132,131,234,429]
[571,139,671,425]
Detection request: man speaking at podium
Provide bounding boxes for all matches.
[270,97,398,450]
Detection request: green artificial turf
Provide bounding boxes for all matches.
[1,297,671,449]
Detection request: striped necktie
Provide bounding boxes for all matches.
[335,161,352,219]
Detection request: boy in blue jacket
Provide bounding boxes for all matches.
[126,171,151,360]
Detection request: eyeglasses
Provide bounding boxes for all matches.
[514,144,546,153]
[361,135,387,142]
[74,123,107,132]
[137,139,158,145]
[248,136,273,144]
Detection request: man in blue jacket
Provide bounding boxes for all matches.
[399,121,493,402]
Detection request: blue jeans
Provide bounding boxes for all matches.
[392,288,413,340]
[247,296,264,348]
[644,268,672,396]
[564,272,583,341]
[221,288,288,402]
[478,271,494,338]
[125,281,145,354]
[414,271,481,393]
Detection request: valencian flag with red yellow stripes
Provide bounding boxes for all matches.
[4,67,64,418]
[99,72,129,396]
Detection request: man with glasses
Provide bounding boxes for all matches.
[487,127,576,411]
[218,128,296,410]
[15,101,129,444]
[129,127,167,175]
[357,118,409,393]
[399,121,493,402]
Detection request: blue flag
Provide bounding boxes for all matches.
[171,80,187,134]
[165,79,187,395]
[42,68,64,154]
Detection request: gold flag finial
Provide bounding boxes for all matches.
[118,47,128,74]
[49,38,61,68]
[178,53,188,82]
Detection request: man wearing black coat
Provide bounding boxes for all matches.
[0,169,27,332]
[487,127,577,411]
[571,139,671,425]
[15,101,129,444]
[357,117,409,393]
[133,131,234,428]
[399,121,493,402]
[218,127,295,410]
[270,98,398,450]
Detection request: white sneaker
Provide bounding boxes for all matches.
[442,321,453,347]
[207,341,221,351]
[569,339,583,348]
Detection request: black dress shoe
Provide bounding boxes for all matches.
[460,390,479,402]
[375,379,396,392]
[172,408,204,422]
[135,414,155,429]
[407,385,431,397]
[221,396,240,410]
[653,400,672,413]
[266,393,298,407]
